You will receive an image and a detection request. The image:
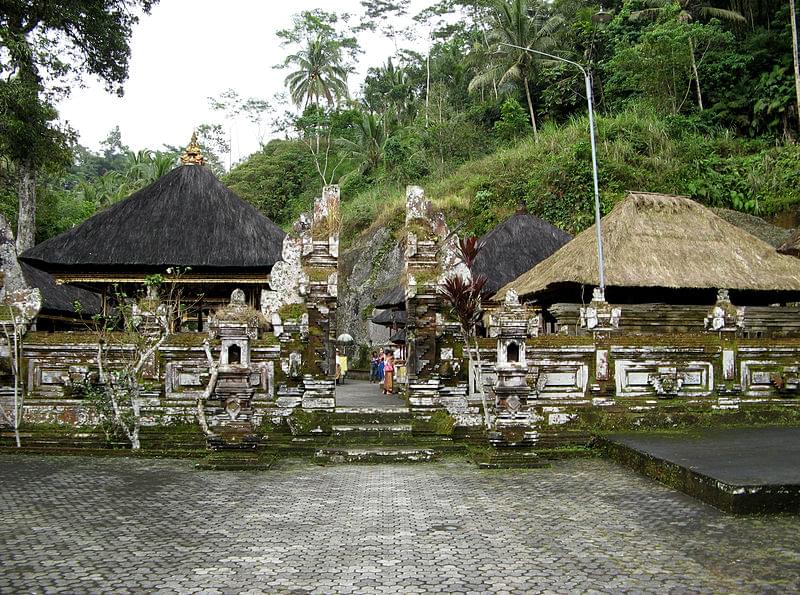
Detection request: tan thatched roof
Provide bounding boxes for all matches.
[496,192,800,300]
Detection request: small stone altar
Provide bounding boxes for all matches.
[205,289,262,446]
[488,289,540,446]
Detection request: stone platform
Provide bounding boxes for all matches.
[601,427,800,513]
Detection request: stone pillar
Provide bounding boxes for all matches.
[299,185,339,409]
[404,186,444,408]
[705,289,744,397]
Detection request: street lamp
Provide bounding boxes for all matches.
[592,6,613,25]
[498,41,607,298]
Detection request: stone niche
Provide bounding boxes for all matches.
[488,289,540,445]
[205,289,262,444]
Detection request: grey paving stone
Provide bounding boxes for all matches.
[0,455,798,593]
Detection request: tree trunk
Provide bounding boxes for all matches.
[16,159,36,253]
[425,53,431,128]
[523,76,538,140]
[12,326,21,448]
[467,337,492,429]
[791,0,800,129]
[689,37,704,111]
[198,341,219,437]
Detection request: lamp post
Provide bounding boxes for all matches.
[498,41,607,298]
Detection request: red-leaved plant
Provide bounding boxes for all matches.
[440,236,492,428]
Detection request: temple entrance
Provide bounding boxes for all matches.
[334,379,406,409]
[332,330,408,409]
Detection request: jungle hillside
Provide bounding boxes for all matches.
[2,0,800,250]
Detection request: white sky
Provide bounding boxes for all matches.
[58,0,436,166]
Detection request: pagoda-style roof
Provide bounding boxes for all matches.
[375,284,406,309]
[496,192,800,302]
[21,165,285,276]
[371,308,407,327]
[20,262,101,317]
[473,208,572,297]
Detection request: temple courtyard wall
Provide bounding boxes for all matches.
[6,329,800,453]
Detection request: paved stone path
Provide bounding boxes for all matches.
[1,455,799,594]
[336,379,407,409]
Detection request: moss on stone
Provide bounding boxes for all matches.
[305,267,332,282]
[405,219,436,241]
[163,333,214,348]
[287,409,333,435]
[412,410,455,436]
[251,335,279,347]
[278,303,307,321]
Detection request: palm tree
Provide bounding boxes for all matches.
[469,0,564,139]
[284,36,349,108]
[631,0,745,110]
[339,113,386,175]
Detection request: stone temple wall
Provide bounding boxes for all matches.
[393,185,800,441]
[3,183,800,446]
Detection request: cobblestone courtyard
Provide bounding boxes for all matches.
[1,455,799,594]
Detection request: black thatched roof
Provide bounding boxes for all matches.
[21,262,101,317]
[372,308,407,327]
[778,228,800,257]
[389,329,406,344]
[21,165,286,274]
[473,209,572,297]
[375,284,405,308]
[372,210,570,309]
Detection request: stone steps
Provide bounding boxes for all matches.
[314,447,438,465]
[473,450,551,469]
[331,424,413,437]
[331,408,412,425]
[196,450,273,471]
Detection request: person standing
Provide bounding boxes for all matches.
[369,351,379,383]
[383,351,394,395]
[377,351,385,388]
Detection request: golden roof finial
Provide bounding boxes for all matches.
[180,131,206,166]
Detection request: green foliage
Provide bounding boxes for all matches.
[223,139,318,226]
[382,132,429,182]
[15,0,800,256]
[277,10,357,108]
[606,18,734,115]
[338,108,800,245]
[0,78,73,170]
[278,303,308,321]
[493,98,530,141]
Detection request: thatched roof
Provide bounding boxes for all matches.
[21,165,285,274]
[21,263,101,317]
[778,229,800,258]
[375,284,405,309]
[712,208,792,248]
[496,192,800,301]
[473,208,571,296]
[389,329,406,344]
[372,308,407,327]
